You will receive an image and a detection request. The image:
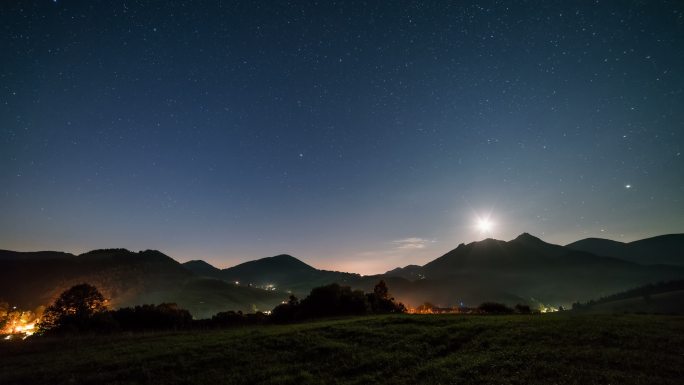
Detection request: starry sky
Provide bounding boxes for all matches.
[1,1,683,274]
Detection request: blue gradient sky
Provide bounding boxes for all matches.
[1,1,683,274]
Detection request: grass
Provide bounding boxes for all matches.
[1,314,683,384]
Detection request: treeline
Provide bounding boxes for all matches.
[270,281,405,323]
[413,302,537,314]
[477,302,534,314]
[40,303,194,334]
[37,281,405,335]
[571,280,684,310]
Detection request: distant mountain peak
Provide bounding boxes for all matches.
[225,254,316,274]
[471,238,507,248]
[184,259,217,268]
[271,254,298,261]
[259,254,313,267]
[182,259,222,278]
[512,233,544,243]
[566,233,684,265]
[384,264,423,278]
[79,248,132,257]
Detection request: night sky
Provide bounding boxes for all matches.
[1,1,683,274]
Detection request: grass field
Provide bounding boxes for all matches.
[1,314,683,384]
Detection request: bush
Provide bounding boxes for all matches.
[111,303,193,331]
[299,283,369,318]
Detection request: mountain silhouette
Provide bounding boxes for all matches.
[182,260,223,279]
[566,234,684,266]
[0,249,283,318]
[379,233,683,307]
[384,264,423,280]
[184,254,360,296]
[223,254,318,282]
[2,232,683,315]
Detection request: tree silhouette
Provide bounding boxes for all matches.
[368,280,404,313]
[287,294,299,306]
[374,280,389,299]
[38,283,107,334]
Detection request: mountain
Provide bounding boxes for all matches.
[0,249,74,260]
[182,260,223,279]
[2,232,683,317]
[384,264,424,280]
[0,249,285,318]
[375,234,684,308]
[0,248,190,309]
[222,254,318,285]
[422,233,634,276]
[566,234,684,265]
[185,254,361,296]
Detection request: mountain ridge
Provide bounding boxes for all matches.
[566,233,684,265]
[2,232,683,314]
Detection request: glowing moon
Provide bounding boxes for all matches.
[477,218,493,233]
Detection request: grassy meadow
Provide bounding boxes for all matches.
[1,314,683,385]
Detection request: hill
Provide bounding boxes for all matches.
[1,314,682,384]
[376,233,684,308]
[0,249,285,318]
[566,234,684,265]
[2,232,683,316]
[181,260,223,279]
[572,280,684,314]
[0,248,192,309]
[184,254,361,297]
[578,290,684,315]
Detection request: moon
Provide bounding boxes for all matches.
[477,218,493,233]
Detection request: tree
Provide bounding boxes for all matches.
[38,283,107,334]
[368,280,405,314]
[374,280,389,300]
[287,294,299,306]
[0,301,9,331]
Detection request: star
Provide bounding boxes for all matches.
[625,184,631,189]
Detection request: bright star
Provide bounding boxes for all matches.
[625,184,631,189]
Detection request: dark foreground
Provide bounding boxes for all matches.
[1,314,683,385]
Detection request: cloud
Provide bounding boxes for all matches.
[337,237,438,275]
[392,237,433,250]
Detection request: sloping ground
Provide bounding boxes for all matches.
[0,249,192,309]
[0,249,286,317]
[566,234,684,265]
[382,235,684,307]
[578,290,684,315]
[191,254,362,297]
[169,278,286,319]
[1,314,683,385]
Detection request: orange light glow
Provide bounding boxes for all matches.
[1,308,41,340]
